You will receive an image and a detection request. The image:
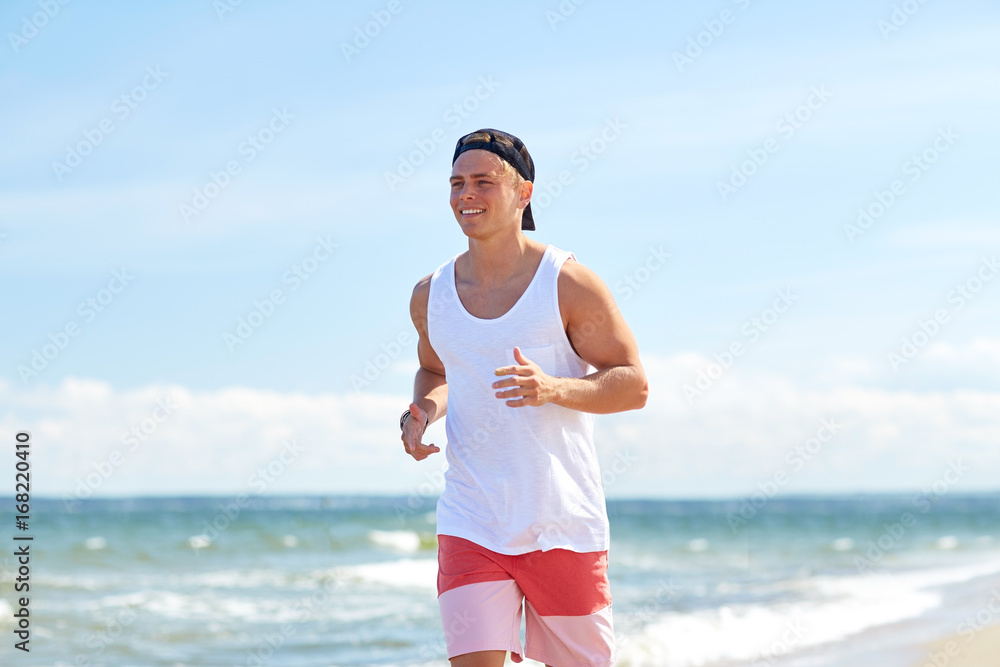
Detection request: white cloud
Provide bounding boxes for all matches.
[3,339,999,502]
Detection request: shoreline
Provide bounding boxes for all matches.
[913,619,1000,667]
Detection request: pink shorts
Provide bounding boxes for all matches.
[436,534,616,666]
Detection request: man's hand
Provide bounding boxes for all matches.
[492,346,561,407]
[401,402,440,461]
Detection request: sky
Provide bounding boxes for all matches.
[1,0,998,502]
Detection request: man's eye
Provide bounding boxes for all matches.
[478,180,491,185]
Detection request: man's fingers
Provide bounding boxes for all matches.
[410,443,440,460]
[402,435,439,458]
[493,365,530,377]
[495,387,527,399]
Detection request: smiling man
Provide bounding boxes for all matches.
[400,128,647,667]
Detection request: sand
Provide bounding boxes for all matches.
[913,620,1000,667]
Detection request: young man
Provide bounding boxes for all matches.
[400,128,647,667]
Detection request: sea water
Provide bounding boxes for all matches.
[1,493,998,666]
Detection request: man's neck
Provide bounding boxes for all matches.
[465,232,539,287]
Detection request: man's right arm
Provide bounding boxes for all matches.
[401,274,447,460]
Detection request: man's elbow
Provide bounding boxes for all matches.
[632,369,648,410]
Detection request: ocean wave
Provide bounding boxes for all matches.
[0,599,12,626]
[84,536,108,550]
[334,558,438,590]
[95,589,309,624]
[367,529,424,552]
[617,558,1000,666]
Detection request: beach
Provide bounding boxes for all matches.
[914,620,1000,667]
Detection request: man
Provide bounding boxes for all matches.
[400,128,647,667]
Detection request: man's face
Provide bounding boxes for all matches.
[449,150,529,236]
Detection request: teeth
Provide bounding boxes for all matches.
[462,209,484,214]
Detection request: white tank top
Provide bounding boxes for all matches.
[427,243,610,555]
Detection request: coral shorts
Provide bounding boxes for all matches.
[436,534,616,666]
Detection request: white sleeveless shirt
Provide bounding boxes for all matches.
[427,243,610,555]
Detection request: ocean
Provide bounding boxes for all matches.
[2,493,998,666]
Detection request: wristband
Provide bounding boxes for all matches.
[400,409,428,431]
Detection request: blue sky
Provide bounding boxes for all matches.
[2,0,999,500]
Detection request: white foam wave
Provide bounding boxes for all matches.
[38,574,105,591]
[687,539,709,552]
[936,535,959,549]
[831,537,854,551]
[97,590,309,624]
[188,534,212,549]
[368,529,421,552]
[42,567,319,594]
[180,568,298,589]
[0,599,12,626]
[84,536,107,550]
[335,558,437,590]
[618,558,1000,667]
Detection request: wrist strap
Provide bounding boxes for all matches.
[400,409,428,431]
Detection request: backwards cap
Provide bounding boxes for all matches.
[452,128,535,231]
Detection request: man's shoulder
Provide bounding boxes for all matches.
[410,252,460,314]
[411,272,432,296]
[556,250,605,297]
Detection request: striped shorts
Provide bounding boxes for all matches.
[436,534,616,666]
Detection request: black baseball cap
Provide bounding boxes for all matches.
[452,128,535,231]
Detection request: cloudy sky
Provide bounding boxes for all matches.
[1,0,998,501]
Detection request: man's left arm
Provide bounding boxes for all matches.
[492,259,648,414]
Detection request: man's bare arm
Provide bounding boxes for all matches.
[402,274,447,460]
[492,259,648,414]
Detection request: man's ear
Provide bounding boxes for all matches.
[520,180,533,208]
